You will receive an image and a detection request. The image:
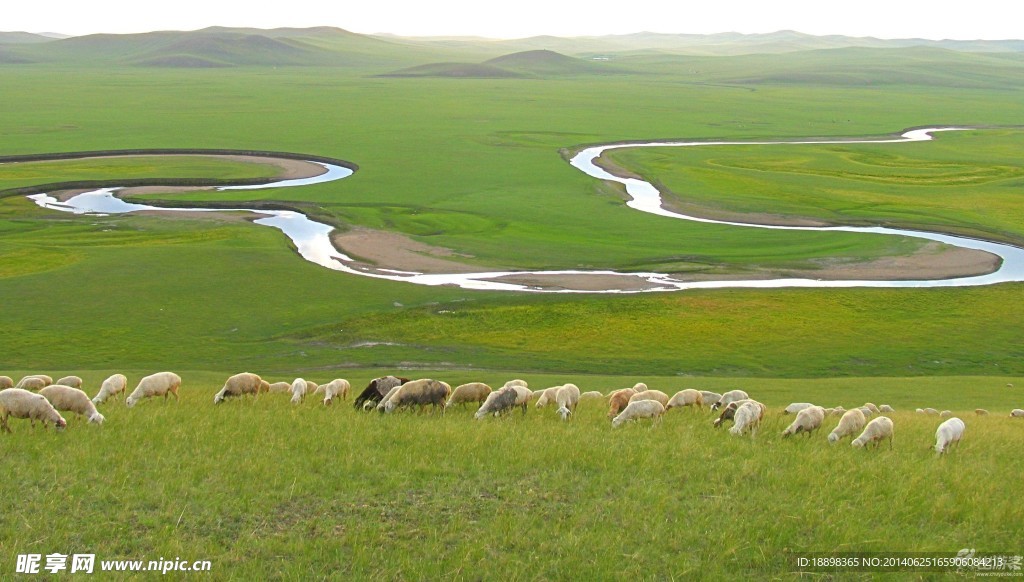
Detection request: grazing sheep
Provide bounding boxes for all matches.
[384,379,451,414]
[503,379,529,389]
[354,376,409,410]
[632,382,648,392]
[940,410,953,418]
[258,380,270,394]
[290,378,309,404]
[579,391,604,402]
[923,408,940,416]
[974,408,989,416]
[858,406,874,418]
[828,408,867,444]
[15,377,46,392]
[0,376,13,390]
[713,399,754,428]
[0,388,67,432]
[666,389,704,411]
[700,391,722,408]
[54,376,83,389]
[916,408,925,414]
[92,374,128,404]
[729,401,767,437]
[305,381,319,395]
[474,386,519,420]
[446,382,492,409]
[533,386,563,408]
[125,372,180,408]
[863,403,880,414]
[321,379,351,406]
[829,406,847,417]
[1010,409,1024,418]
[851,416,894,450]
[783,402,815,415]
[934,417,965,455]
[607,388,637,419]
[629,389,670,409]
[39,385,104,424]
[879,404,895,413]
[509,385,533,414]
[16,375,53,390]
[376,385,404,412]
[551,385,581,420]
[267,381,292,393]
[782,405,825,438]
[611,399,665,428]
[213,372,262,404]
[712,389,749,411]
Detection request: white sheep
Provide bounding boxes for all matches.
[858,406,874,418]
[474,386,519,420]
[700,391,722,407]
[305,381,319,394]
[916,408,925,414]
[829,406,846,417]
[934,417,965,455]
[503,379,528,389]
[320,379,351,406]
[1010,409,1024,418]
[267,381,292,393]
[54,375,83,389]
[578,391,604,402]
[15,377,46,392]
[0,388,67,432]
[509,384,533,414]
[879,404,895,413]
[15,375,52,390]
[611,399,665,428]
[0,376,13,390]
[629,389,670,409]
[533,386,562,408]
[213,372,262,404]
[666,389,704,411]
[125,372,180,408]
[376,385,403,412]
[923,408,940,415]
[783,402,815,415]
[258,380,270,394]
[383,379,451,414]
[940,410,953,418]
[729,401,766,437]
[782,405,825,438]
[827,408,866,444]
[39,385,104,424]
[863,403,880,414]
[92,374,128,404]
[632,382,648,392]
[851,416,894,450]
[553,384,581,420]
[713,389,749,411]
[290,378,309,404]
[446,383,492,409]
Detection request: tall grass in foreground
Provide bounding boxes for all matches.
[2,376,1022,579]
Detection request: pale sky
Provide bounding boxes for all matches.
[6,0,1021,40]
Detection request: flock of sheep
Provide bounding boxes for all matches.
[2,372,1022,455]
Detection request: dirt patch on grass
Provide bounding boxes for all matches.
[332,227,494,274]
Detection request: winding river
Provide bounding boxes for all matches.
[25,127,1024,293]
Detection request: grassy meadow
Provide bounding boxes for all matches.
[3,373,1023,579]
[2,31,1024,578]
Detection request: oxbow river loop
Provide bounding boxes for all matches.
[26,129,1024,293]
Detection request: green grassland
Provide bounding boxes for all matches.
[2,375,1022,579]
[1,33,1024,578]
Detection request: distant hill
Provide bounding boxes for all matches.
[6,27,462,68]
[0,31,59,44]
[384,49,629,78]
